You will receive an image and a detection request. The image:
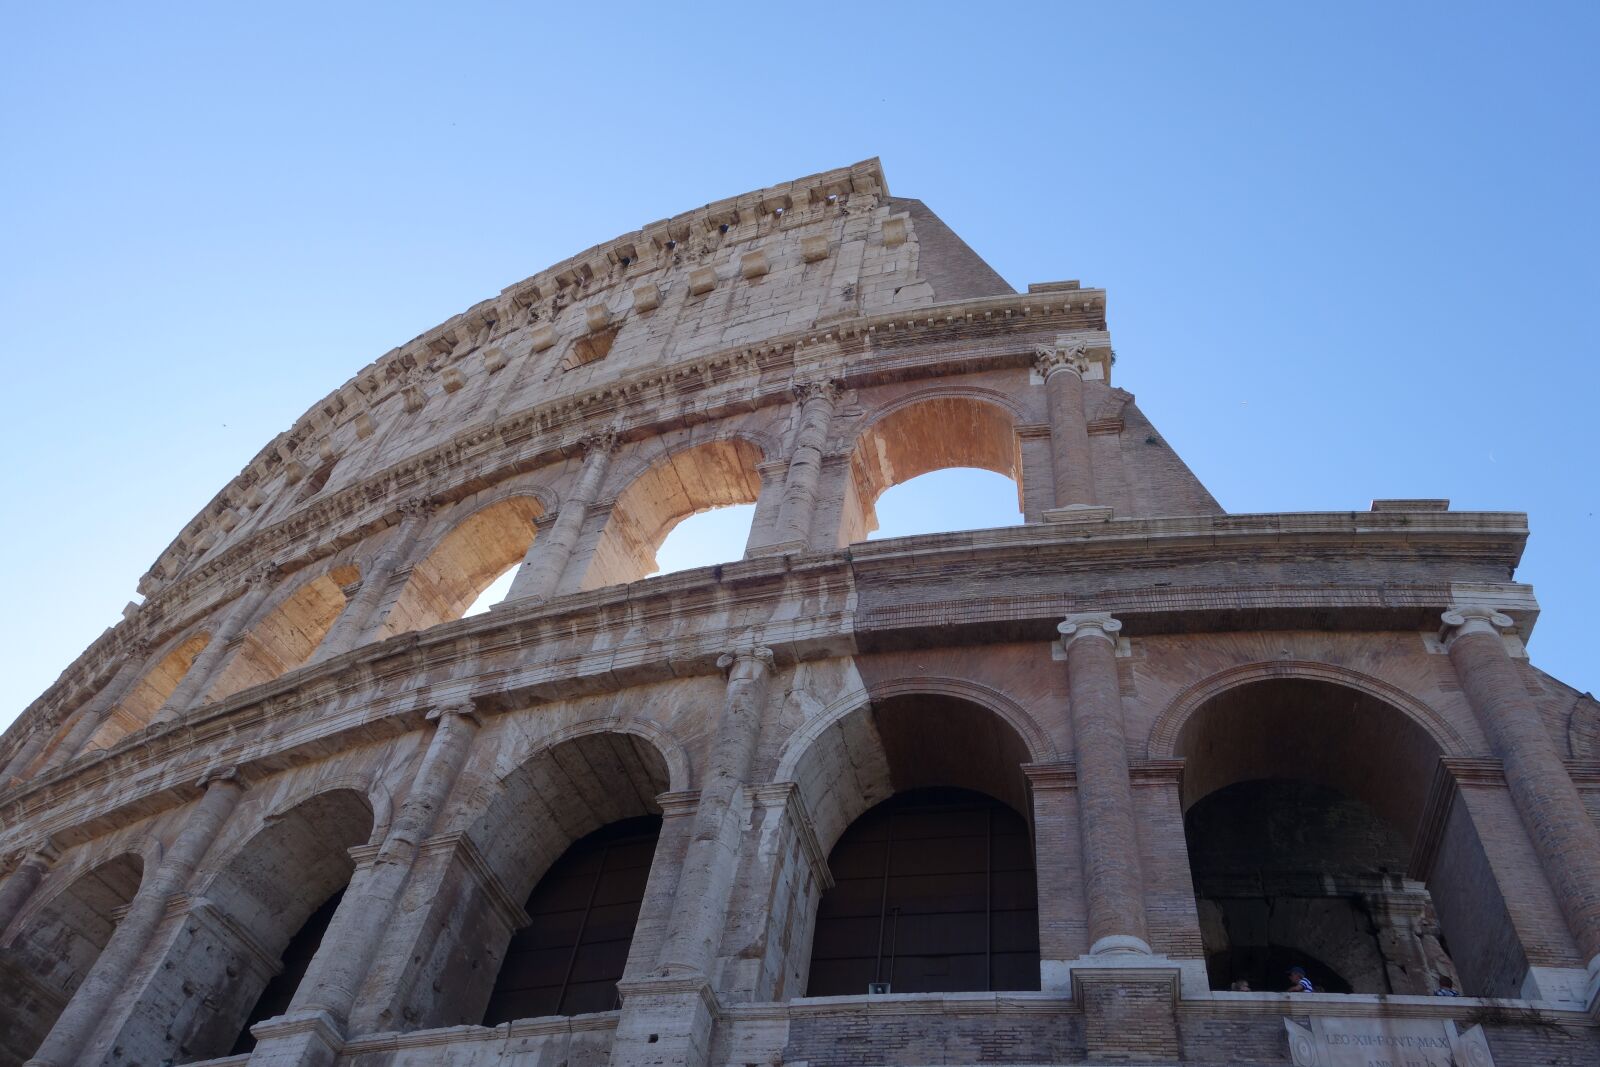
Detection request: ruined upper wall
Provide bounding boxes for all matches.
[148,160,1015,593]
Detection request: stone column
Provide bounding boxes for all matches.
[506,430,617,602]
[656,646,775,977]
[0,729,53,791]
[1442,605,1600,973]
[764,380,842,553]
[312,499,434,661]
[246,702,480,1067]
[1035,343,1096,510]
[1058,612,1150,956]
[0,843,57,934]
[154,565,279,722]
[35,642,152,775]
[27,767,244,1067]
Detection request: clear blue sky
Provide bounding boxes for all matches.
[3,3,1596,731]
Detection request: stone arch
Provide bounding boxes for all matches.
[133,787,376,1063]
[380,492,548,637]
[205,564,362,701]
[393,725,678,1030]
[82,629,212,752]
[1167,671,1523,997]
[839,392,1023,544]
[778,686,1044,862]
[582,436,766,589]
[0,851,145,1067]
[1147,661,1468,767]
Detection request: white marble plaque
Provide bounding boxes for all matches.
[1284,1017,1495,1067]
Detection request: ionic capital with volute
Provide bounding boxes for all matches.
[426,698,481,726]
[1058,612,1123,650]
[1439,604,1514,649]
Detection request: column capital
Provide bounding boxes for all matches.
[579,427,620,455]
[1440,604,1514,648]
[1034,340,1090,380]
[244,561,281,588]
[1058,612,1123,649]
[717,645,775,678]
[397,495,437,519]
[790,377,844,405]
[426,698,481,725]
[196,765,242,790]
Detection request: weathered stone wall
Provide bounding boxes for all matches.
[2,162,1597,1066]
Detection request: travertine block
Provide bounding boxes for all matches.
[441,367,466,393]
[633,283,661,312]
[740,250,770,280]
[353,412,375,438]
[481,346,507,373]
[585,304,612,332]
[802,234,830,262]
[529,325,557,351]
[882,216,908,247]
[688,266,717,296]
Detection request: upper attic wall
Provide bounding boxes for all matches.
[150,159,1017,589]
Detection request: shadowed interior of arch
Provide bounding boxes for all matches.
[381,496,544,636]
[1174,678,1520,997]
[841,396,1023,545]
[0,853,145,1066]
[582,439,763,589]
[205,565,361,702]
[793,693,1040,996]
[444,731,671,1028]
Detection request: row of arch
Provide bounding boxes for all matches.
[26,391,1033,769]
[1,668,1547,1064]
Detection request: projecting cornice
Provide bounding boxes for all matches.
[0,510,1531,846]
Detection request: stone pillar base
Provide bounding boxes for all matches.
[1518,963,1593,1007]
[745,538,808,558]
[1066,962,1183,1063]
[1043,504,1114,523]
[1044,953,1209,1000]
[609,977,717,1067]
[243,1009,344,1067]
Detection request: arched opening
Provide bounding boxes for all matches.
[483,815,662,1022]
[381,496,544,637]
[808,787,1038,996]
[1174,679,1502,995]
[655,503,758,575]
[841,397,1022,545]
[0,853,144,1067]
[867,468,1024,541]
[129,788,374,1064]
[205,566,360,702]
[583,439,763,589]
[83,632,211,752]
[437,730,672,1028]
[793,693,1040,997]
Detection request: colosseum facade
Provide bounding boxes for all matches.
[2,159,1598,1067]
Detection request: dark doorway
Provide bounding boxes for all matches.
[483,815,661,1023]
[807,788,1039,996]
[230,887,345,1055]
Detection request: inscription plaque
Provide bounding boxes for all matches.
[1284,1017,1495,1067]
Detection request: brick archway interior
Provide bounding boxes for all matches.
[840,396,1021,545]
[207,566,361,701]
[582,439,764,589]
[382,496,546,637]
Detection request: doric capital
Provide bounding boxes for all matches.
[790,378,844,406]
[1440,605,1514,648]
[1034,340,1090,381]
[718,646,775,679]
[427,698,481,726]
[1058,612,1123,650]
[196,765,242,790]
[579,428,620,455]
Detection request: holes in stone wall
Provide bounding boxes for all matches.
[564,324,620,370]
